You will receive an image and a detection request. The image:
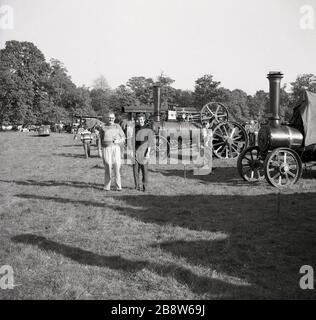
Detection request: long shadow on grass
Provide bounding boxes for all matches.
[149,166,316,186]
[14,192,316,299]
[149,167,242,184]
[52,153,100,159]
[1,179,102,190]
[151,166,316,185]
[62,144,84,147]
[11,233,257,298]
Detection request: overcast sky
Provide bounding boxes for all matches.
[0,0,316,94]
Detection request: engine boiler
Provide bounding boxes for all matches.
[257,72,303,152]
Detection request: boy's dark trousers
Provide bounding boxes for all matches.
[82,141,91,158]
[133,160,148,190]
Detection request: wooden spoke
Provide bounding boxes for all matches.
[200,102,229,127]
[264,148,302,188]
[237,146,265,182]
[213,122,248,159]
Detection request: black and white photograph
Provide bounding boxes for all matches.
[0,0,316,303]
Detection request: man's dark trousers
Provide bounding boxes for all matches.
[133,160,148,189]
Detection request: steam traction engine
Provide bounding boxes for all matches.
[123,84,248,160]
[238,71,316,188]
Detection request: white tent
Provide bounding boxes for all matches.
[298,91,316,146]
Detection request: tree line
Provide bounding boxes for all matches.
[1,40,316,126]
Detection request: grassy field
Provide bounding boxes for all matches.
[0,131,316,300]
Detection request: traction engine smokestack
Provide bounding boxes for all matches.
[267,71,283,128]
[257,71,303,152]
[153,84,161,122]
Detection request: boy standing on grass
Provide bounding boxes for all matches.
[133,113,154,192]
[74,124,93,159]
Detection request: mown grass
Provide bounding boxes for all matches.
[0,131,316,299]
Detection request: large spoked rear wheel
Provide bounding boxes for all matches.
[264,148,302,188]
[212,121,248,159]
[237,146,265,182]
[150,135,169,161]
[200,102,229,127]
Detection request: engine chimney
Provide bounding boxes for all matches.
[153,84,161,122]
[267,71,283,128]
[258,71,303,153]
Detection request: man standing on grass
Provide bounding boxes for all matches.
[133,113,154,192]
[98,111,126,191]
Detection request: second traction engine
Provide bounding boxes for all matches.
[258,72,303,152]
[238,71,306,188]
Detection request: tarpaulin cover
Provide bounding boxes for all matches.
[298,91,316,146]
[85,118,104,128]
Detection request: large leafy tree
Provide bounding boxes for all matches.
[290,74,316,105]
[246,88,290,123]
[92,75,111,92]
[0,40,51,124]
[227,89,249,122]
[46,59,77,118]
[193,74,221,109]
[71,86,95,117]
[156,73,177,106]
[90,84,136,119]
[90,88,111,115]
[215,87,231,104]
[0,41,93,125]
[112,85,136,113]
[90,75,114,116]
[126,76,154,104]
[279,86,291,122]
[173,89,195,109]
[247,90,269,122]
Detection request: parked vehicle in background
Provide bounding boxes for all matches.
[1,124,13,131]
[38,125,51,136]
[27,124,39,132]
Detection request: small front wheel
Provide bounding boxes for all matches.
[264,148,302,188]
[237,146,265,182]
